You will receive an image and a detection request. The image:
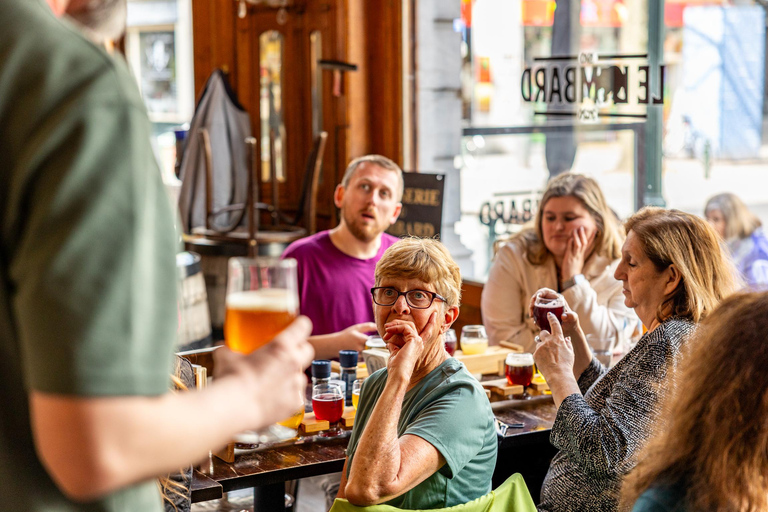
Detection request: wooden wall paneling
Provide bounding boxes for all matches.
[366,0,402,164]
[192,0,237,100]
[326,0,350,228]
[343,0,402,166]
[345,0,369,164]
[305,1,339,230]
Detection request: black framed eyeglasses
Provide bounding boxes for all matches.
[371,287,446,309]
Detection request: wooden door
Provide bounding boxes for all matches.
[192,0,402,232]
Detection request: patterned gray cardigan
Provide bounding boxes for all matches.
[538,317,695,512]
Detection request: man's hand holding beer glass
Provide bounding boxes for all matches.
[214,317,313,427]
[220,257,313,439]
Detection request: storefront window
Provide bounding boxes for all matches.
[457,0,767,280]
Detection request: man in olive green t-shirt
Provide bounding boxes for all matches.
[0,1,314,511]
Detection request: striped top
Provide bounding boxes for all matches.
[538,317,695,512]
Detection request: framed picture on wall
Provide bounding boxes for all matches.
[125,24,193,123]
[126,25,192,124]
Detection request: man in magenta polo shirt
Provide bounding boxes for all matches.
[282,155,403,359]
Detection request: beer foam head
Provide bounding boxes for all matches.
[535,295,564,307]
[226,289,298,312]
[506,353,534,367]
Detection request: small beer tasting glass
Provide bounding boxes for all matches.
[444,328,457,356]
[460,325,488,355]
[532,293,565,330]
[312,383,345,437]
[586,334,614,367]
[351,379,363,410]
[225,256,300,445]
[506,353,535,400]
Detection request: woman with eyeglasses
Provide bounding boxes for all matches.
[337,238,498,509]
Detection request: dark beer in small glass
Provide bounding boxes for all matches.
[506,353,535,399]
[533,295,565,330]
[444,328,457,356]
[312,383,344,437]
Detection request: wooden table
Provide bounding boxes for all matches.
[192,396,558,509]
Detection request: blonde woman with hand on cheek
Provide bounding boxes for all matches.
[338,238,497,510]
[482,173,637,354]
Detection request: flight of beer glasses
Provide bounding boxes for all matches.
[312,382,345,437]
[505,353,535,400]
[225,256,300,445]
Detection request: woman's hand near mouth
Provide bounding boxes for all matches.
[383,312,438,384]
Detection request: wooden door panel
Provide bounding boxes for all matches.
[192,0,403,233]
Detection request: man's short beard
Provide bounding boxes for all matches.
[66,0,127,43]
[343,208,380,244]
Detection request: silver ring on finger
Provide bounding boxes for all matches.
[534,335,541,343]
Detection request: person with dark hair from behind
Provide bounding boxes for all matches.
[0,2,314,511]
[705,192,768,290]
[622,292,768,512]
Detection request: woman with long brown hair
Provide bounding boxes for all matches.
[482,173,637,353]
[622,292,768,512]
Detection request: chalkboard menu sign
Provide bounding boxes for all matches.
[387,172,445,238]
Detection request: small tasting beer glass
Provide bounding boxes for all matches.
[460,325,488,355]
[506,353,535,399]
[225,257,299,353]
[312,383,344,437]
[351,379,363,410]
[533,294,565,330]
[277,389,305,431]
[444,328,458,356]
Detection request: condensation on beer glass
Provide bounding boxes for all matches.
[225,257,299,354]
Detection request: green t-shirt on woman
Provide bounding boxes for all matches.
[346,358,498,509]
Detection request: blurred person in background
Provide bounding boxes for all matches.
[622,292,768,512]
[339,238,497,509]
[0,1,313,511]
[482,173,637,354]
[282,155,403,359]
[705,192,768,290]
[532,207,736,512]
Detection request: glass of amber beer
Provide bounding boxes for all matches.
[225,257,299,353]
[226,257,300,444]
